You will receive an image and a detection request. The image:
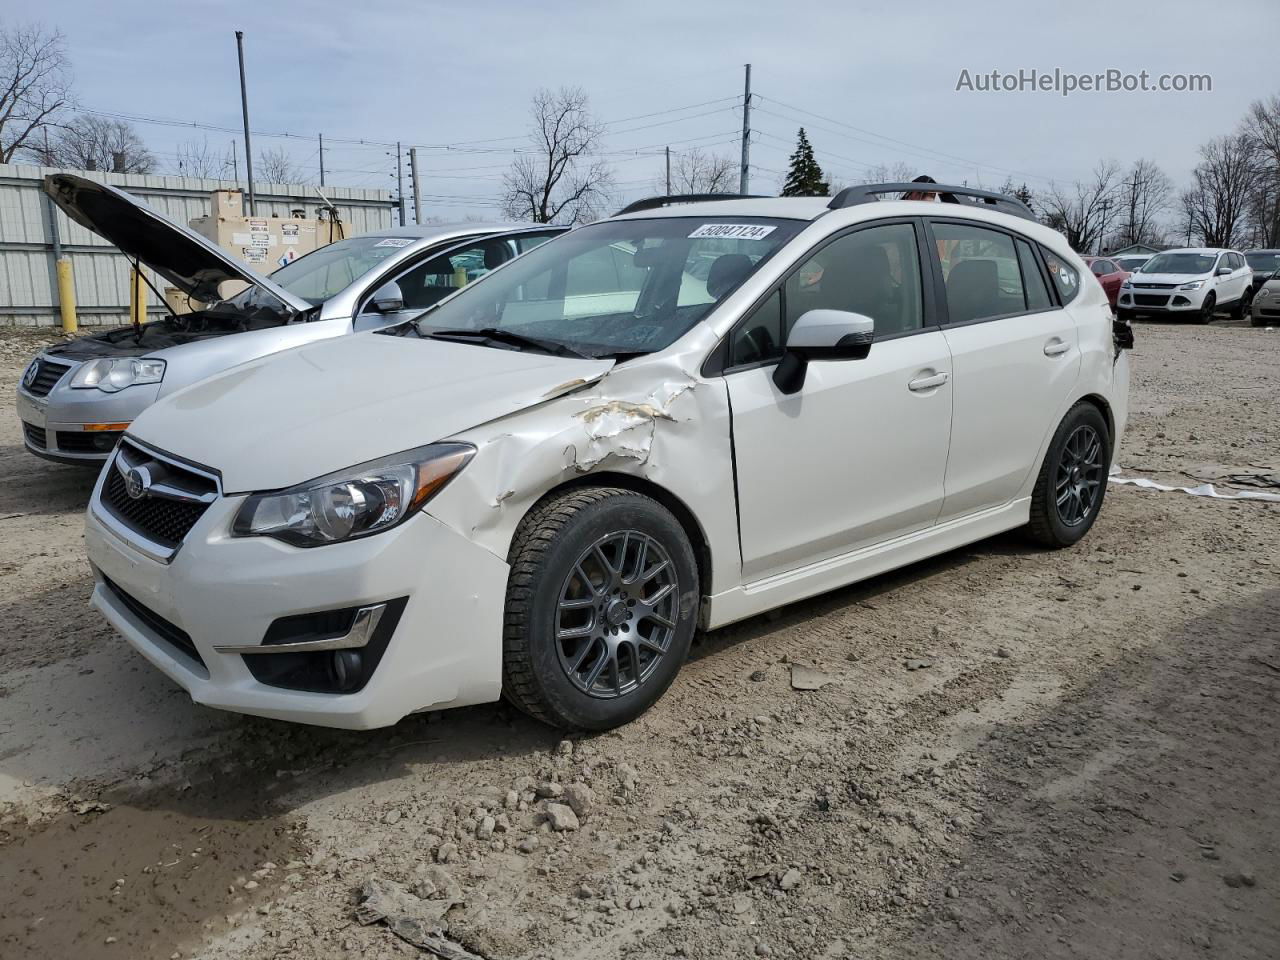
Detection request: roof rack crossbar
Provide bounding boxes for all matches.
[613,193,768,216]
[826,183,1035,221]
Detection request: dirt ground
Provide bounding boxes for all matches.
[0,319,1276,960]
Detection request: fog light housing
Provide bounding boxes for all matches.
[238,598,407,693]
[1172,296,1191,306]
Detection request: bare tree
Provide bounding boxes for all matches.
[28,113,153,172]
[657,146,736,194]
[858,161,916,184]
[0,22,73,163]
[1242,94,1280,246]
[174,137,225,179]
[1037,161,1122,252]
[1178,133,1258,247]
[257,146,303,184]
[1112,159,1172,249]
[501,87,613,224]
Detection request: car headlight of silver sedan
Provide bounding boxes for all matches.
[232,443,475,547]
[69,357,166,392]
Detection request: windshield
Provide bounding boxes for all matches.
[1246,252,1280,275]
[1139,252,1216,275]
[411,217,802,358]
[259,235,422,305]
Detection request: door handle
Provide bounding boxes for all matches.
[908,371,949,392]
[1043,339,1071,357]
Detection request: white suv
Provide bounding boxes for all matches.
[83,185,1131,731]
[1117,247,1254,324]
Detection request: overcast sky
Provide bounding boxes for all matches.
[33,0,1280,220]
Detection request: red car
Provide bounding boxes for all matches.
[1083,256,1130,308]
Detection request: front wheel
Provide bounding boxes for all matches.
[1027,402,1111,548]
[1196,293,1216,324]
[502,488,699,730]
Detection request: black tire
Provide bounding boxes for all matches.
[1116,308,1135,324]
[502,487,699,731]
[1230,287,1253,320]
[1195,293,1216,324]
[1027,402,1111,548]
[1253,310,1267,327]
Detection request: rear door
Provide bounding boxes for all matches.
[928,219,1082,523]
[725,219,954,581]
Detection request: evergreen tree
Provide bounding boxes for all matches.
[781,128,829,197]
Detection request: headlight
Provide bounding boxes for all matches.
[1120,279,1132,289]
[232,443,475,547]
[1178,280,1205,291]
[70,357,166,392]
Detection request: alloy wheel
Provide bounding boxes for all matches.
[555,530,679,699]
[1055,425,1105,527]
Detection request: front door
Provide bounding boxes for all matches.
[726,220,953,582]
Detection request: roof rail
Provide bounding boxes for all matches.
[613,193,767,216]
[826,183,1036,221]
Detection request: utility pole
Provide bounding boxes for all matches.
[395,141,405,226]
[235,31,257,214]
[410,147,422,224]
[739,63,752,195]
[318,133,325,187]
[665,146,671,195]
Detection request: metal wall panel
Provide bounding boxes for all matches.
[0,163,395,326]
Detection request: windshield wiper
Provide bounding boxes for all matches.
[427,327,589,359]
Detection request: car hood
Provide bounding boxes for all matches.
[127,332,615,492]
[1129,272,1207,285]
[45,173,311,314]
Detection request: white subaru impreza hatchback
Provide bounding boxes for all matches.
[84,185,1131,731]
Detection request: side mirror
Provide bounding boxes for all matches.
[773,309,874,395]
[370,281,405,313]
[1215,267,1232,277]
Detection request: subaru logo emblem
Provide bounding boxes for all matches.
[124,465,152,500]
[22,361,39,389]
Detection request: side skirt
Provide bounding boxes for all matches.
[703,498,1031,630]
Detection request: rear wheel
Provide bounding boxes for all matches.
[1230,288,1253,320]
[1196,293,1216,324]
[1027,402,1110,548]
[502,488,699,731]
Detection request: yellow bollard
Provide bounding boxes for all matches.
[56,257,77,334]
[129,266,149,330]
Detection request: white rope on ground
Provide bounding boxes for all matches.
[1108,472,1280,503]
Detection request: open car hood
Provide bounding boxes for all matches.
[44,173,312,315]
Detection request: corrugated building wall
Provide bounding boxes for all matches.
[0,163,395,326]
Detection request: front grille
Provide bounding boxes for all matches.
[22,357,72,397]
[22,422,47,449]
[99,440,219,551]
[1134,282,1176,290]
[1134,294,1170,307]
[56,430,122,454]
[102,576,205,667]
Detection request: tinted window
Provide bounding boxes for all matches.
[1039,246,1081,302]
[1017,239,1053,312]
[1246,252,1280,274]
[784,223,924,339]
[730,289,783,367]
[934,223,1025,322]
[379,238,515,312]
[1141,252,1216,274]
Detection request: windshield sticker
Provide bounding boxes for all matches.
[687,223,777,241]
[374,238,414,248]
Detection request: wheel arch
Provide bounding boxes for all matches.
[519,471,714,608]
[1077,393,1115,454]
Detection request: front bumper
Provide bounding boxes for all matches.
[1251,293,1280,324]
[84,474,509,729]
[17,376,155,464]
[1117,286,1208,314]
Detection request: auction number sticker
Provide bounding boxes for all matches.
[688,223,777,240]
[374,238,414,248]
